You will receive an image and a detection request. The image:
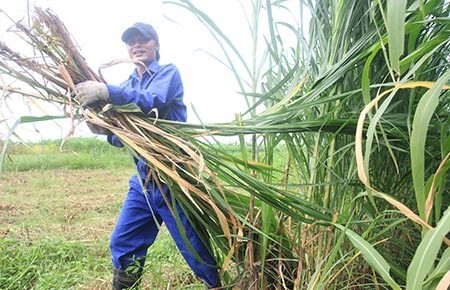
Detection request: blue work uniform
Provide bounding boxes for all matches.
[106,60,219,287]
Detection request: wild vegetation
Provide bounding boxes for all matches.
[158,1,450,289]
[0,138,209,289]
[1,0,449,289]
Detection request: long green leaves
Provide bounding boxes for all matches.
[407,206,450,290]
[411,71,450,221]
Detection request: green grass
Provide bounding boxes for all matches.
[0,238,111,289]
[0,138,207,289]
[1,137,132,171]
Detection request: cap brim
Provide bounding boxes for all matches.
[122,27,142,42]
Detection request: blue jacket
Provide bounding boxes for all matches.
[106,60,186,188]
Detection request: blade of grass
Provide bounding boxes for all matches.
[334,223,401,290]
[386,0,407,75]
[407,206,450,290]
[410,71,450,221]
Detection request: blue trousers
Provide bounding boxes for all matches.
[110,177,219,287]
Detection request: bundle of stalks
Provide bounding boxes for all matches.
[0,6,242,272]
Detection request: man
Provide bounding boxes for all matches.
[75,22,221,289]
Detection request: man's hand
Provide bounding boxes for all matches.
[75,81,109,106]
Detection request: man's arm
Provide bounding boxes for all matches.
[107,64,183,115]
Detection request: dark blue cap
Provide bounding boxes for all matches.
[121,22,159,43]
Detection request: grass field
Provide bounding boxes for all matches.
[0,138,208,289]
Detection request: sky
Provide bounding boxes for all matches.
[0,0,250,141]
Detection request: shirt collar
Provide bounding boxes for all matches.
[130,59,160,79]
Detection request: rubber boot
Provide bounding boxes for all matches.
[205,279,222,289]
[112,268,142,290]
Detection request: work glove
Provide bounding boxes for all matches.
[75,80,109,106]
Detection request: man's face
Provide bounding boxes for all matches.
[126,33,159,66]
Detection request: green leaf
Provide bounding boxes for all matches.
[407,206,450,290]
[113,103,145,113]
[424,247,450,285]
[334,224,401,290]
[387,0,407,74]
[410,71,450,220]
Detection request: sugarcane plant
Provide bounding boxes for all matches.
[1,0,450,289]
[164,0,450,289]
